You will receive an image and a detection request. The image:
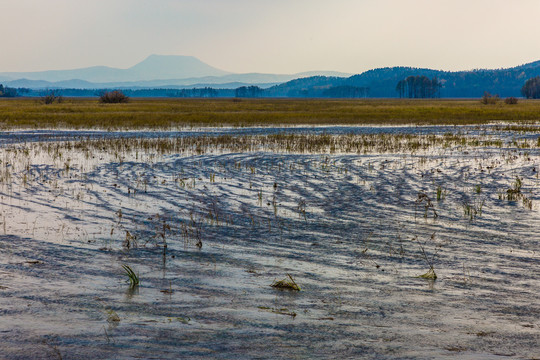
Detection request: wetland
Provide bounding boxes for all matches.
[0,99,539,359]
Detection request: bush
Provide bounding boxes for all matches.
[40,90,63,105]
[480,92,499,105]
[504,97,518,105]
[99,90,129,103]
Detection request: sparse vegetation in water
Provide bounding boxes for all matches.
[0,122,539,358]
[415,192,438,219]
[106,309,121,323]
[507,176,522,200]
[122,264,140,288]
[418,268,437,280]
[497,176,533,209]
[123,230,137,249]
[414,233,440,280]
[171,316,190,324]
[271,274,301,291]
[462,199,485,220]
[436,185,446,201]
[258,306,297,318]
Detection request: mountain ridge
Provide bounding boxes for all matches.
[0,55,230,83]
[0,55,352,88]
[262,60,540,98]
[3,57,540,98]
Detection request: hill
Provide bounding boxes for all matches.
[266,61,540,98]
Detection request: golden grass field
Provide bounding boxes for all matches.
[1,97,540,129]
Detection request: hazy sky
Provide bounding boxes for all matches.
[2,0,540,74]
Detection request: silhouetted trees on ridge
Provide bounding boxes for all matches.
[0,84,18,97]
[235,86,263,98]
[6,72,540,99]
[395,76,441,98]
[521,76,540,99]
[322,86,369,98]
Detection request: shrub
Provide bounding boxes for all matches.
[504,97,518,105]
[41,90,63,105]
[99,90,129,103]
[480,92,499,105]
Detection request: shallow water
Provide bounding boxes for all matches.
[1,123,538,145]
[0,126,539,359]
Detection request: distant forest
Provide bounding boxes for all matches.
[0,84,18,97]
[396,76,441,98]
[1,84,370,99]
[521,76,540,99]
[4,60,540,98]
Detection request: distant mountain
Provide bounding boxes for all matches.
[125,55,231,81]
[0,55,231,83]
[0,55,351,89]
[5,78,99,89]
[4,56,540,98]
[265,61,540,98]
[2,76,288,90]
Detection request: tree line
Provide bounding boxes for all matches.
[6,85,373,99]
[395,76,441,98]
[521,76,540,99]
[6,76,540,99]
[322,86,369,98]
[0,84,18,97]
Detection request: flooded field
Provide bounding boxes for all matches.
[0,126,539,359]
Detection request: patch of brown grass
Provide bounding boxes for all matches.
[1,98,540,129]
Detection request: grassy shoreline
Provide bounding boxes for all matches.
[1,98,540,129]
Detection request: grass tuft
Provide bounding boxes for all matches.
[418,268,437,280]
[271,274,301,291]
[122,264,140,288]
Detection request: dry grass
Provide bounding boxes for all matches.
[1,98,540,129]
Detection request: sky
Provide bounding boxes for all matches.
[2,0,540,74]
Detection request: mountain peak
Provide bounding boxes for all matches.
[135,54,198,65]
[0,55,232,83]
[127,55,231,80]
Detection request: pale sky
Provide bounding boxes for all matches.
[2,0,540,74]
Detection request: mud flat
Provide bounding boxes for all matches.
[0,126,539,359]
